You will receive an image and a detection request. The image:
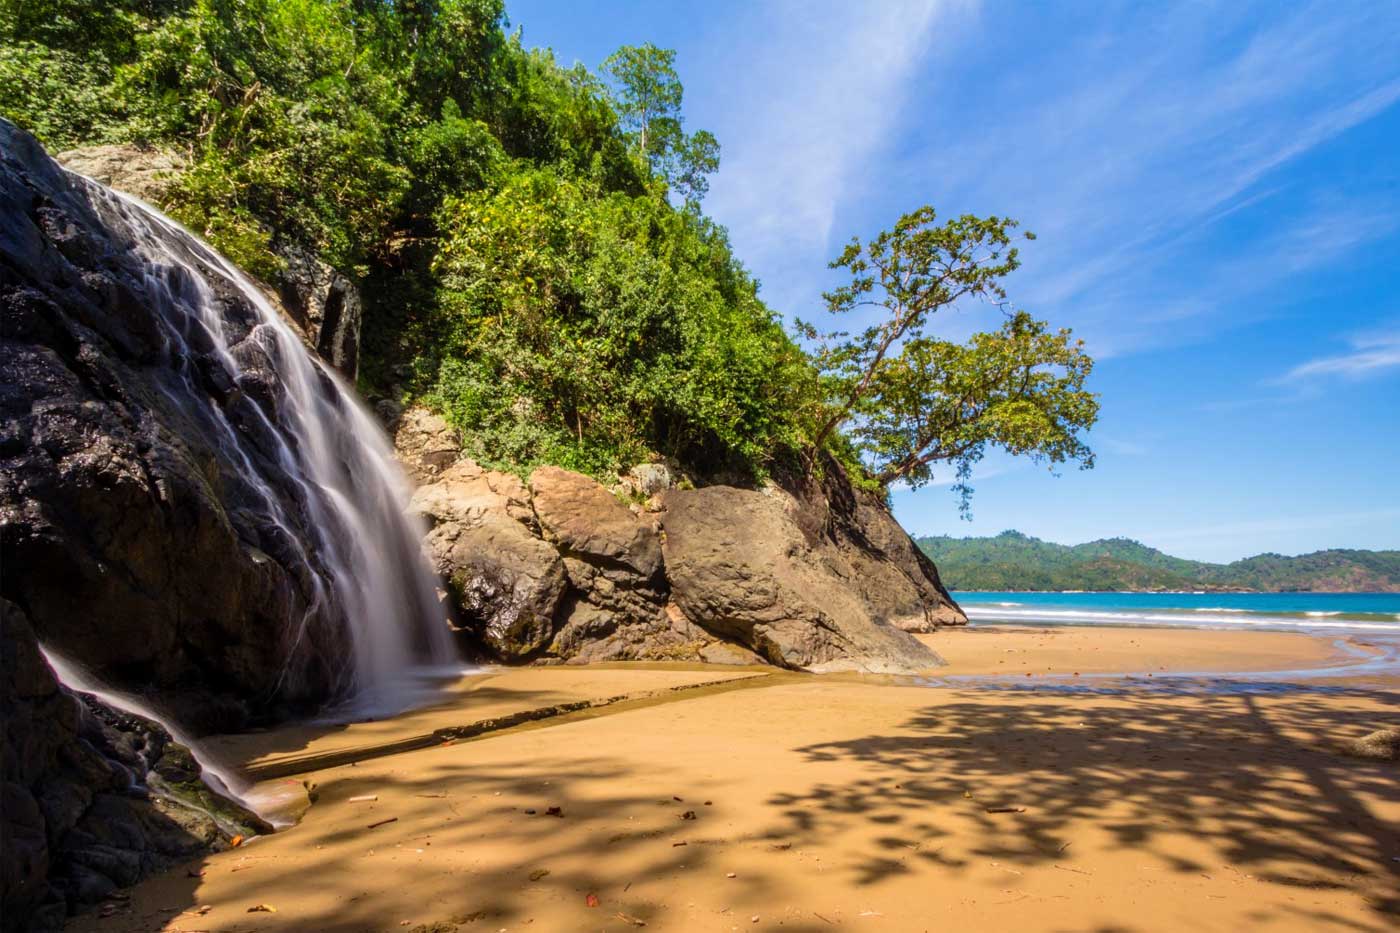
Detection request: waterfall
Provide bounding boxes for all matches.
[65,174,457,717]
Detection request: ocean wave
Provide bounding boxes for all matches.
[1304,611,1342,617]
[961,605,1399,633]
[1192,607,1250,613]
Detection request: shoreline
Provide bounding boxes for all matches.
[71,626,1400,933]
[954,589,1400,594]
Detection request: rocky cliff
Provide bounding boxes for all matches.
[0,121,965,930]
[396,408,966,672]
[2,600,267,931]
[55,144,363,380]
[0,122,435,929]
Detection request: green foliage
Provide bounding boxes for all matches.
[426,167,812,477]
[601,43,720,202]
[917,531,1400,592]
[802,206,1097,507]
[3,1,1095,500]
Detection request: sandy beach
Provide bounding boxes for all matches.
[71,627,1399,933]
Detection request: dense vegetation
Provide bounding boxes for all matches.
[918,530,1400,592]
[2,0,1096,490]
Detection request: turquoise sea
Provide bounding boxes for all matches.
[953,591,1400,633]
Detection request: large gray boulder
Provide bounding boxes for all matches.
[803,456,966,632]
[529,466,679,662]
[660,485,947,673]
[530,465,664,582]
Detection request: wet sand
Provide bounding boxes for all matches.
[73,627,1399,933]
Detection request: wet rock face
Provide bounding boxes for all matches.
[54,145,362,380]
[274,243,362,379]
[1,600,262,932]
[1,121,349,732]
[396,408,964,669]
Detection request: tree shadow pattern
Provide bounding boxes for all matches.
[764,682,1399,929]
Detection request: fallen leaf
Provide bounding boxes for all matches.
[230,835,244,848]
[528,869,550,882]
[680,810,697,821]
[545,806,563,818]
[616,913,647,927]
[585,893,600,908]
[247,903,277,913]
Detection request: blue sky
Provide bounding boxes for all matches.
[508,0,1400,562]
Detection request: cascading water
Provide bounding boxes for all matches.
[62,173,457,716]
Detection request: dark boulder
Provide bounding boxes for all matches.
[273,242,362,380]
[1,120,351,732]
[1,599,264,932]
[411,460,568,660]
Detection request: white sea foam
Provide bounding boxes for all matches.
[962,605,1399,633]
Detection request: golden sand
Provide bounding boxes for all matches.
[73,627,1399,932]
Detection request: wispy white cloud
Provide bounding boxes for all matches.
[1280,324,1400,382]
[697,0,974,314]
[887,1,1400,357]
[889,457,1025,494]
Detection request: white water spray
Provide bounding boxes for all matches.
[39,647,260,814]
[64,173,457,716]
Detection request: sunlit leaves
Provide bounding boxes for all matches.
[600,43,720,203]
[810,206,1098,507]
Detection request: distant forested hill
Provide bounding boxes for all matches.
[916,531,1400,592]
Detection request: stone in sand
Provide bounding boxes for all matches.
[1338,728,1399,761]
